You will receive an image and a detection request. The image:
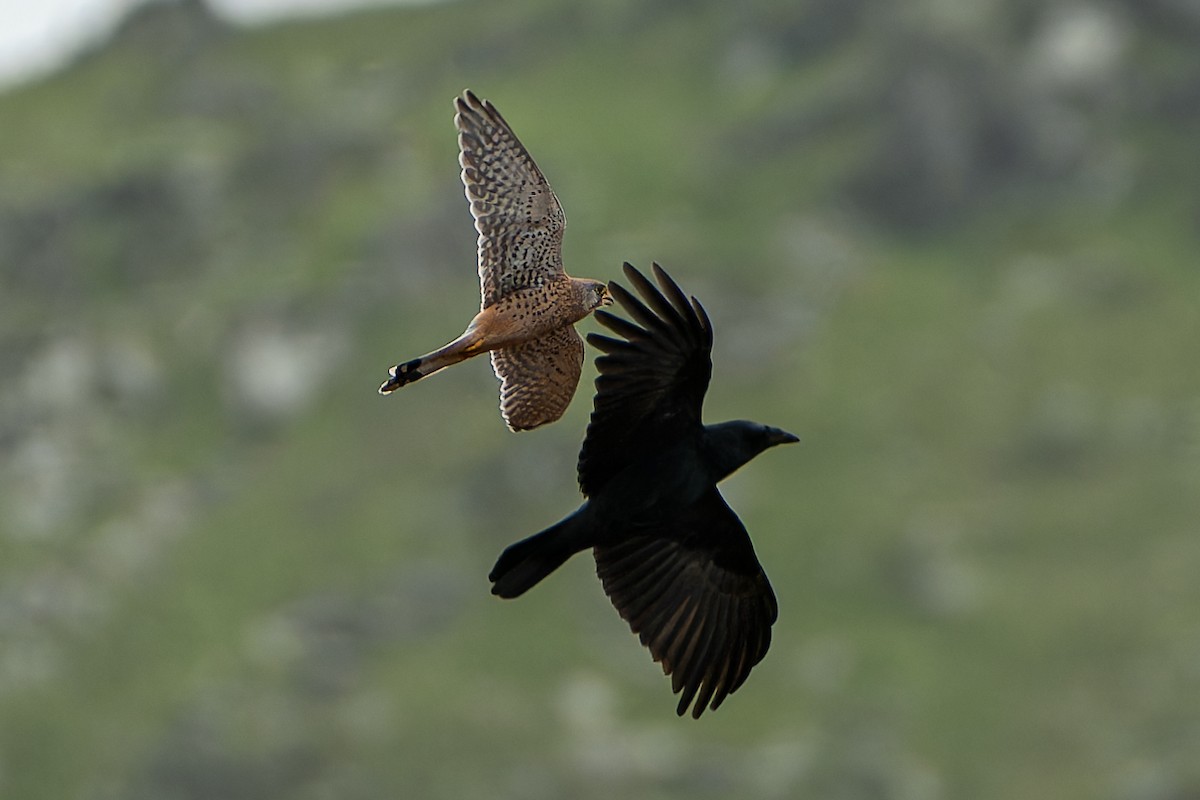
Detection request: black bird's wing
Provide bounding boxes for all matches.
[594,488,778,719]
[578,263,713,496]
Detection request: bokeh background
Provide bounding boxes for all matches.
[2,0,1198,797]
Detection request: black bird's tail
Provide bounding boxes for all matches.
[489,512,591,598]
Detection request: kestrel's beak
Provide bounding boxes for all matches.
[600,288,615,306]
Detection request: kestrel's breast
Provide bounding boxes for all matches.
[474,276,582,347]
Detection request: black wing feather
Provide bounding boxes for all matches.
[577,263,713,496]
[593,489,777,719]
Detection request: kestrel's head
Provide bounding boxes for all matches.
[581,279,614,312]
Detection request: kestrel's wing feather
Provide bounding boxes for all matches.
[456,90,567,308]
[593,488,777,719]
[491,325,584,431]
[577,263,713,496]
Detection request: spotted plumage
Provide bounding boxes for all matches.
[379,89,611,431]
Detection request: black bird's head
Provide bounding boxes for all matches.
[703,420,799,482]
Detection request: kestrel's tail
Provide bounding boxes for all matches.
[378,330,485,394]
[379,356,426,392]
[489,509,592,598]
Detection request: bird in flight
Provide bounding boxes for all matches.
[379,89,612,431]
[489,263,798,718]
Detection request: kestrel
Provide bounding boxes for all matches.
[379,89,612,431]
[488,263,798,718]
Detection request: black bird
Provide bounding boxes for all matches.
[489,262,798,718]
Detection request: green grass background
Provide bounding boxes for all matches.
[1,0,1198,798]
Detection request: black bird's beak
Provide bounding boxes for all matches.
[767,427,800,446]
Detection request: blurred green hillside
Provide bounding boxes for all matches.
[1,0,1198,798]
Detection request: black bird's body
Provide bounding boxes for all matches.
[489,263,798,718]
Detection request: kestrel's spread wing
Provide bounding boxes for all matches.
[577,262,713,497]
[594,488,778,717]
[456,89,567,308]
[490,325,585,431]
